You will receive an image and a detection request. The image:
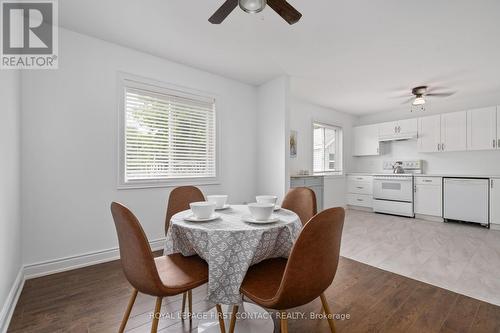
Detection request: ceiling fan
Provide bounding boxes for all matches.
[209,0,302,25]
[401,86,456,106]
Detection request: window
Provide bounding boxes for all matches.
[119,76,217,188]
[313,122,343,173]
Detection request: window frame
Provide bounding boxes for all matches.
[117,73,221,189]
[311,121,344,175]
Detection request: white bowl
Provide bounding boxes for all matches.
[256,195,278,206]
[190,202,216,219]
[248,203,274,221]
[206,195,228,209]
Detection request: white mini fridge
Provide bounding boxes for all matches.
[443,178,489,225]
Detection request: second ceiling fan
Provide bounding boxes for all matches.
[209,0,302,25]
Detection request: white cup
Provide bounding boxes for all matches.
[248,203,274,221]
[206,195,228,209]
[190,202,216,219]
[256,195,278,206]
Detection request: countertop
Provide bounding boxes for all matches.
[291,173,344,178]
[347,172,500,178]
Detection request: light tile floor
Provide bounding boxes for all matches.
[340,209,500,306]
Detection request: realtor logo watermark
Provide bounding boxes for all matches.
[1,0,58,69]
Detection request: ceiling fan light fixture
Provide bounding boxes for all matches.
[239,0,266,13]
[413,96,426,105]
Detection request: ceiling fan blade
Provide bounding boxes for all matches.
[267,0,302,25]
[426,92,456,97]
[209,0,238,24]
[401,97,415,105]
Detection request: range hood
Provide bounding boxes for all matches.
[379,132,418,142]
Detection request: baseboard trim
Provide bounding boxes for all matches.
[24,238,166,280]
[415,214,444,223]
[0,268,25,333]
[346,205,373,212]
[490,224,500,231]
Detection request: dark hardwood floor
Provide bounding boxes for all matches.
[8,254,500,333]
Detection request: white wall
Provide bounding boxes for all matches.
[256,76,290,202]
[21,29,258,266]
[354,107,500,175]
[0,70,22,327]
[288,98,355,208]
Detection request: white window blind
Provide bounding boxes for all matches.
[123,82,216,184]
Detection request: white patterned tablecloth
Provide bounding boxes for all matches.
[164,205,302,305]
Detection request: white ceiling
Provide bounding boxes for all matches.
[60,0,500,115]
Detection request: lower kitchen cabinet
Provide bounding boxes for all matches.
[414,177,442,218]
[346,175,373,209]
[347,193,372,208]
[491,178,500,228]
[290,176,324,211]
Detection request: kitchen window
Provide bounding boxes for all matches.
[313,122,343,174]
[118,75,217,188]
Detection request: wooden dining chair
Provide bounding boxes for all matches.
[164,186,205,316]
[227,207,345,333]
[111,202,222,333]
[281,187,317,225]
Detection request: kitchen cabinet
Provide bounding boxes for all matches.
[418,115,441,153]
[346,175,373,209]
[491,178,500,228]
[467,106,497,151]
[290,176,324,211]
[497,107,500,150]
[418,111,467,153]
[441,111,467,152]
[414,177,442,217]
[379,119,417,141]
[352,124,379,156]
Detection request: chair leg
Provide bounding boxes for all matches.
[181,292,187,319]
[320,293,336,333]
[151,297,163,333]
[188,290,193,321]
[215,304,226,333]
[229,305,238,333]
[280,311,288,333]
[119,288,138,333]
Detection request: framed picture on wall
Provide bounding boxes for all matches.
[290,130,297,158]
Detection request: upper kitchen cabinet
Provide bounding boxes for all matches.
[441,111,467,152]
[353,124,380,156]
[498,107,500,150]
[418,115,441,153]
[379,119,417,141]
[467,106,497,151]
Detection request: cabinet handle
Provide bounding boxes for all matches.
[357,199,364,202]
[394,126,397,133]
[437,143,440,151]
[442,143,445,151]
[356,186,364,189]
[422,180,432,182]
[495,139,497,148]
[498,139,500,148]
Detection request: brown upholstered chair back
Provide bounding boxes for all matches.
[165,186,205,235]
[281,187,317,225]
[111,202,163,296]
[273,207,345,309]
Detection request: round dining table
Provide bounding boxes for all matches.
[164,204,303,305]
